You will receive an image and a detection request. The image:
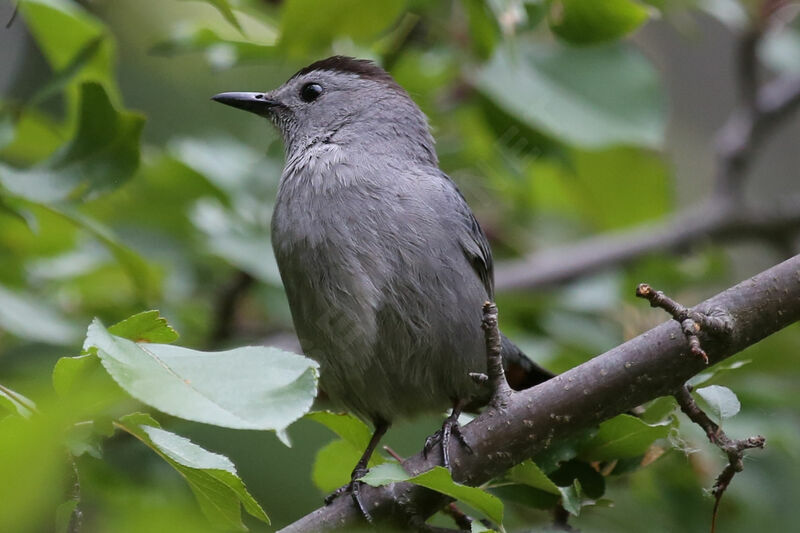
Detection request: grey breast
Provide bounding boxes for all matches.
[271,146,488,422]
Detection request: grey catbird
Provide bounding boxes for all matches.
[212,56,552,514]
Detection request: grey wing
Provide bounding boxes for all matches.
[440,171,495,299]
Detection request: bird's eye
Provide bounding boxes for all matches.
[300,83,323,102]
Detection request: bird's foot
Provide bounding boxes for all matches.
[424,411,473,471]
[324,465,374,521]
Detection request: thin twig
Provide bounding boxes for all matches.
[494,197,800,292]
[674,386,765,533]
[635,284,733,364]
[382,445,405,463]
[472,302,513,408]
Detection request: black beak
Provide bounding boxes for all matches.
[211,92,282,115]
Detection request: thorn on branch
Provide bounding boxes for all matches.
[480,301,513,409]
[635,284,733,365]
[674,385,765,533]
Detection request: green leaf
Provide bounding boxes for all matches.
[19,0,117,97]
[84,319,318,433]
[53,354,101,398]
[565,147,670,230]
[559,480,582,516]
[686,359,751,388]
[548,0,651,45]
[476,41,664,148]
[0,83,144,203]
[183,0,243,32]
[0,284,80,345]
[64,420,107,458]
[151,26,275,69]
[26,36,105,108]
[532,428,595,473]
[695,385,741,421]
[116,413,269,529]
[507,460,561,495]
[108,310,179,344]
[0,107,66,164]
[0,413,69,532]
[311,439,364,492]
[190,199,281,284]
[0,384,36,418]
[52,353,127,413]
[578,414,670,461]
[362,464,504,525]
[471,521,494,533]
[54,499,79,533]
[639,396,677,424]
[278,0,406,56]
[39,204,158,302]
[307,412,386,491]
[305,411,374,450]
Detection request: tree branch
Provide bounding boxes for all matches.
[494,197,800,292]
[279,253,800,532]
[674,386,765,533]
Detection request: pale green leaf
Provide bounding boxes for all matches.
[687,359,751,388]
[85,319,318,433]
[362,464,503,525]
[117,413,269,529]
[182,0,243,32]
[305,411,374,450]
[477,41,664,148]
[0,83,144,203]
[695,385,741,421]
[579,414,670,461]
[54,499,79,533]
[19,0,117,96]
[311,439,364,493]
[27,204,158,302]
[278,0,406,56]
[0,284,80,345]
[559,480,582,516]
[507,460,561,495]
[0,384,36,418]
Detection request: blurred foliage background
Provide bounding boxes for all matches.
[1,0,800,531]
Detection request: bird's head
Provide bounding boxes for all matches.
[212,56,436,165]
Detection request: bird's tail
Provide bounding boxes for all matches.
[500,333,555,390]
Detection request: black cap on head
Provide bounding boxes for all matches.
[290,56,403,92]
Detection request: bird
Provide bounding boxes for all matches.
[212,56,552,517]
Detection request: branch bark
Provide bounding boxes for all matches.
[494,197,800,292]
[279,253,800,532]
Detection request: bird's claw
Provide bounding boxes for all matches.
[424,415,473,470]
[324,466,373,522]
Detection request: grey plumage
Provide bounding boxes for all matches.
[214,55,552,427]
